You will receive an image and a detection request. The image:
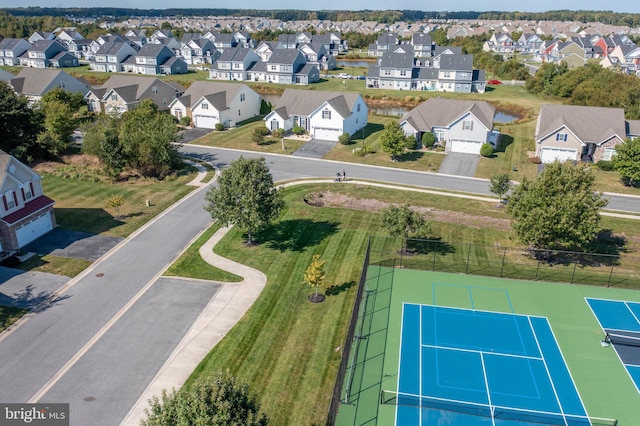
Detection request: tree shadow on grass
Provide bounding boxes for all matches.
[494,134,514,154]
[405,237,457,256]
[395,151,424,162]
[325,280,355,296]
[259,219,340,252]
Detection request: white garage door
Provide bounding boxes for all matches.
[450,139,483,154]
[16,212,53,248]
[314,127,342,141]
[194,115,219,129]
[540,147,578,164]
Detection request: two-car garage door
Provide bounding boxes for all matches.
[15,212,54,248]
[314,127,342,141]
[540,147,578,164]
[450,139,483,154]
[194,115,219,129]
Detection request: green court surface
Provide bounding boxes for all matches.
[335,265,640,426]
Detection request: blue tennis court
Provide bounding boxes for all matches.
[586,297,640,392]
[394,304,590,425]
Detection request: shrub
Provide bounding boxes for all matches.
[352,146,370,157]
[251,127,270,144]
[596,160,614,171]
[530,156,542,164]
[338,132,351,145]
[271,128,285,138]
[480,143,494,157]
[215,123,224,131]
[292,125,307,135]
[180,116,191,127]
[422,132,436,149]
[526,138,536,151]
[405,135,417,149]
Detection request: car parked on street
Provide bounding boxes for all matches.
[487,79,502,85]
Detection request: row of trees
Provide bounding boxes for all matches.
[0,83,84,161]
[526,62,640,119]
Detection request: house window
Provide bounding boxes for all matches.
[202,103,208,109]
[434,130,445,142]
[443,72,451,78]
[602,148,616,161]
[111,93,118,101]
[462,119,474,131]
[163,98,167,106]
[383,70,391,76]
[460,72,468,78]
[152,86,158,94]
[22,184,33,201]
[400,70,407,76]
[556,133,568,141]
[57,82,65,89]
[4,191,16,209]
[322,109,331,120]
[240,93,245,101]
[238,109,241,116]
[357,104,361,112]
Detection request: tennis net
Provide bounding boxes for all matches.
[605,332,640,348]
[380,390,618,426]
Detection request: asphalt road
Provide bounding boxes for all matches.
[181,144,640,214]
[0,185,215,423]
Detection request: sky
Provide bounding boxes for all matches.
[1,0,639,14]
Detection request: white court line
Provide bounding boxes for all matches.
[421,343,542,361]
[528,317,569,426]
[480,352,496,426]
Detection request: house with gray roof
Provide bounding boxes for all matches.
[264,89,367,141]
[534,104,640,163]
[132,44,187,75]
[9,68,90,102]
[90,41,136,73]
[19,39,75,69]
[400,98,499,154]
[208,47,260,81]
[0,38,31,66]
[178,38,218,65]
[168,80,261,129]
[259,49,319,84]
[84,75,185,115]
[366,51,484,93]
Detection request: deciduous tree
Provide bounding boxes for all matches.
[204,156,284,245]
[142,370,268,426]
[379,120,406,160]
[505,161,608,250]
[380,204,432,240]
[304,254,326,302]
[489,173,512,201]
[613,137,640,186]
[0,81,41,160]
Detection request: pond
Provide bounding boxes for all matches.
[337,60,374,69]
[494,111,519,123]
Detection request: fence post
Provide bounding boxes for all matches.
[607,262,615,287]
[535,250,541,281]
[432,243,437,271]
[500,247,507,278]
[570,259,578,284]
[399,238,404,268]
[465,243,472,274]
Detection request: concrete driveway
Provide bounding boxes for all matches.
[0,266,69,309]
[22,228,122,261]
[292,138,336,158]
[438,152,480,177]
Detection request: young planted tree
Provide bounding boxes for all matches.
[142,370,268,426]
[489,173,512,202]
[613,137,640,187]
[303,254,326,303]
[106,194,126,219]
[379,120,406,160]
[204,156,284,245]
[506,161,608,251]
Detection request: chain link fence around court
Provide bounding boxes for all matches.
[368,235,640,288]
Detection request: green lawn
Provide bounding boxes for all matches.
[0,306,28,333]
[180,183,640,425]
[17,254,91,278]
[42,171,197,238]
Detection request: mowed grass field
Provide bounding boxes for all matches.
[339,266,640,426]
[176,182,640,425]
